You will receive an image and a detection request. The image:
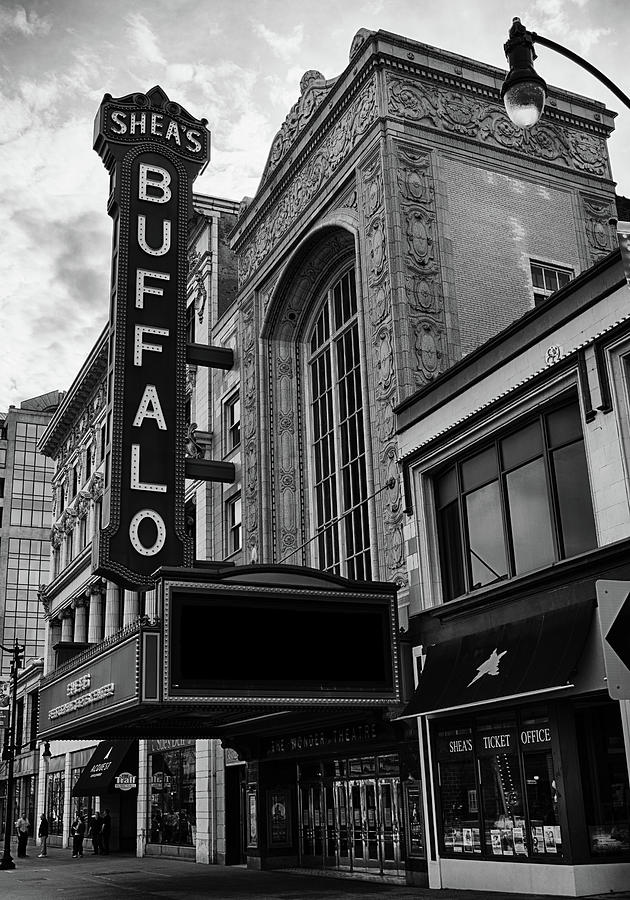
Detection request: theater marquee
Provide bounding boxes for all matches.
[92,86,210,590]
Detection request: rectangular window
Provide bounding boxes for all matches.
[530,261,573,306]
[46,771,65,835]
[148,746,196,846]
[435,399,596,601]
[436,709,561,861]
[224,393,241,453]
[576,701,630,857]
[226,494,241,556]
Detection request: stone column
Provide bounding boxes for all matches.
[144,588,158,622]
[47,618,62,670]
[195,739,212,864]
[123,590,140,628]
[60,610,74,643]
[72,598,88,644]
[63,750,72,849]
[137,739,148,857]
[104,581,121,637]
[87,586,104,643]
[36,745,49,849]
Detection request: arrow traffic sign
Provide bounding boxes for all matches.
[596,580,630,700]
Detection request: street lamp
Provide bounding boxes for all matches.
[501,16,630,128]
[0,642,24,871]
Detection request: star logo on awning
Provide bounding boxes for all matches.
[467,648,508,687]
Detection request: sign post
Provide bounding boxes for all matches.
[596,580,630,700]
[93,86,210,590]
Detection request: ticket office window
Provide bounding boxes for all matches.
[435,710,562,861]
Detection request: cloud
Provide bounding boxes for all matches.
[251,22,304,61]
[125,11,166,66]
[531,0,610,55]
[0,5,51,38]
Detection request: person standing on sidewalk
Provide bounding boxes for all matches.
[15,811,30,858]
[89,810,103,854]
[101,809,111,855]
[38,813,49,857]
[71,813,85,857]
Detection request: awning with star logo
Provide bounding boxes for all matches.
[397,601,594,718]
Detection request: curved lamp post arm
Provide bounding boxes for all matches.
[532,31,630,113]
[502,17,630,127]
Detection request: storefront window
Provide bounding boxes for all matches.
[576,702,630,857]
[436,727,482,854]
[435,709,562,861]
[477,717,526,857]
[149,745,196,846]
[46,770,65,836]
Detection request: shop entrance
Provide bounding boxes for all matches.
[298,756,404,875]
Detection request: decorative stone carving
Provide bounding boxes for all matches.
[581,194,616,262]
[241,299,259,562]
[37,584,51,618]
[387,75,611,179]
[349,28,374,60]
[396,142,448,388]
[238,77,377,286]
[261,69,335,186]
[185,422,204,459]
[77,490,91,519]
[194,270,207,323]
[63,509,78,534]
[357,152,407,589]
[186,363,197,395]
[51,523,64,549]
[89,472,104,500]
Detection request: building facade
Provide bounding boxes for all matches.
[397,249,630,895]
[0,391,62,842]
[31,24,626,893]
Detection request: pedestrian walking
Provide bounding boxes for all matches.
[15,811,30,858]
[101,808,111,854]
[89,809,103,854]
[38,813,49,857]
[71,813,85,857]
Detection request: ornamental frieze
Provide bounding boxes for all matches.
[238,78,377,286]
[387,75,610,179]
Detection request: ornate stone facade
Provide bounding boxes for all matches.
[357,152,406,586]
[238,76,377,286]
[386,75,611,179]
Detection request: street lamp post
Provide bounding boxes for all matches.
[501,16,630,128]
[0,642,24,871]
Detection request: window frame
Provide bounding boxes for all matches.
[224,391,241,455]
[530,260,574,307]
[225,492,242,557]
[304,265,372,581]
[434,396,596,601]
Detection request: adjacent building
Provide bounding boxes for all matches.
[0,391,62,839]
[397,247,630,894]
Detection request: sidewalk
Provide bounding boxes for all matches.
[1,848,630,900]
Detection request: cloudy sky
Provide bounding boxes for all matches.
[1,0,629,411]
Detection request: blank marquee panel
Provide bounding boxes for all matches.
[166,589,397,699]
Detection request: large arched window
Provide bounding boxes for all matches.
[307,267,371,580]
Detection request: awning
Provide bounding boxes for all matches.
[71,740,136,796]
[398,600,594,718]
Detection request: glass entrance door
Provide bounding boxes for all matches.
[298,762,405,875]
[379,778,403,873]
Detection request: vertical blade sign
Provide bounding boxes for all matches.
[93,86,209,590]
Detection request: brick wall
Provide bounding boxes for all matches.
[443,156,582,356]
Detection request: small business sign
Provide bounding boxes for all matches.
[115,771,137,792]
[92,86,209,590]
